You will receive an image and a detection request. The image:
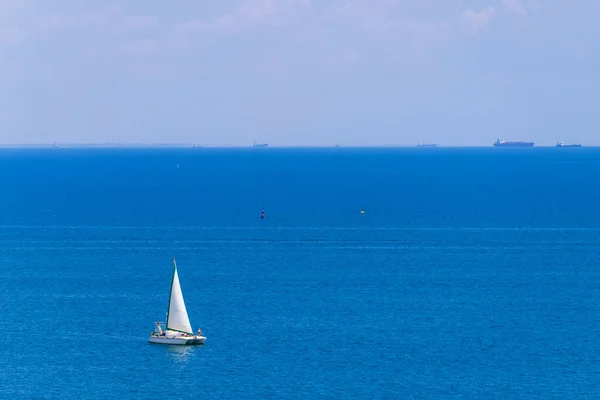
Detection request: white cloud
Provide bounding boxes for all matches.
[174,0,311,36]
[119,15,159,32]
[171,0,453,53]
[31,3,159,36]
[34,3,122,33]
[324,0,398,34]
[313,0,451,48]
[501,0,527,15]
[459,7,495,34]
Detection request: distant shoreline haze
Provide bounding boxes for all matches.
[0,143,594,149]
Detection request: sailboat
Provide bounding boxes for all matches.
[148,257,206,345]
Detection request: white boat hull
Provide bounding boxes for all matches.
[148,335,206,345]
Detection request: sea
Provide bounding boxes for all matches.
[1,147,600,399]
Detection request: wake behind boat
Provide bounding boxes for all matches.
[149,257,206,345]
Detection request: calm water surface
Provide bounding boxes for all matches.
[0,147,599,398]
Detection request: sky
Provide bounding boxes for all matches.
[0,0,598,146]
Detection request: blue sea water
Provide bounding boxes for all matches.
[1,147,600,398]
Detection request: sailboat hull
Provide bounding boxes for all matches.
[148,335,206,345]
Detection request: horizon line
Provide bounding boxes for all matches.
[0,143,596,149]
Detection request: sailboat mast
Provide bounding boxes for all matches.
[165,257,177,329]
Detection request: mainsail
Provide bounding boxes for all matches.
[166,258,193,334]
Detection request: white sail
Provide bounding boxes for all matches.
[166,260,193,334]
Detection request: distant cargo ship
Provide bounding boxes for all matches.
[556,141,581,148]
[493,138,534,147]
[417,142,438,147]
[253,142,268,148]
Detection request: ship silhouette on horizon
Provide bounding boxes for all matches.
[493,138,534,147]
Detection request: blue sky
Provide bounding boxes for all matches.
[0,0,598,146]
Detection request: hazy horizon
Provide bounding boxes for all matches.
[1,1,598,146]
[0,142,596,149]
